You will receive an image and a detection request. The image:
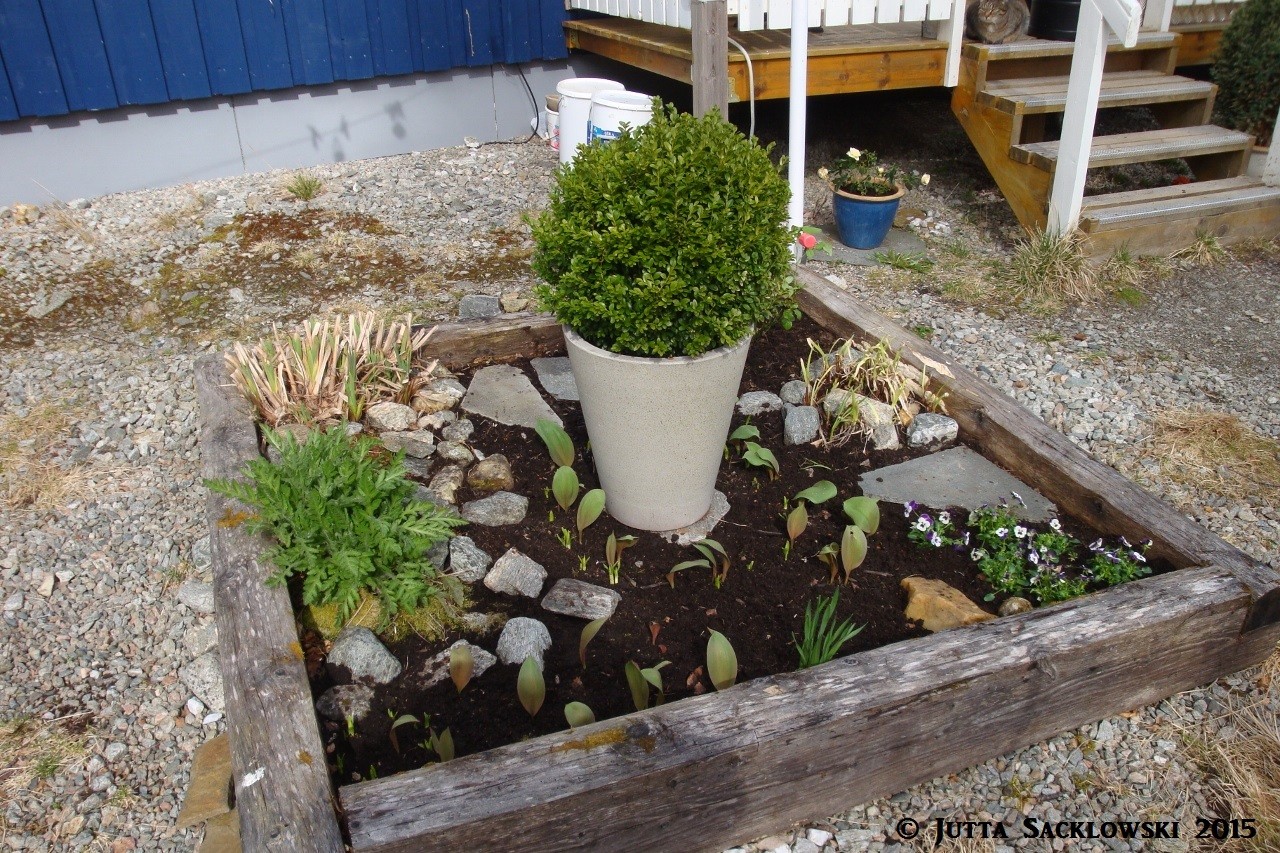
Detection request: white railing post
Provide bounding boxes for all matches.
[1141,0,1174,31]
[1047,0,1141,233]
[1265,108,1280,188]
[788,0,809,236]
[936,0,966,87]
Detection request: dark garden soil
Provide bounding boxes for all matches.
[306,316,1172,786]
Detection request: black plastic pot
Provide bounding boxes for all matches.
[1029,0,1081,40]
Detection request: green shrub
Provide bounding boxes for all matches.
[1212,0,1280,146]
[529,102,796,358]
[207,426,464,626]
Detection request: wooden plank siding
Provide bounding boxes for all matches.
[0,0,569,122]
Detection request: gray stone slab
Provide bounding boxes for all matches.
[858,446,1055,522]
[458,294,501,319]
[540,578,621,620]
[461,491,528,526]
[483,548,547,597]
[803,225,927,267]
[462,365,562,429]
[530,357,580,401]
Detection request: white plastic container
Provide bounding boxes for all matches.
[545,93,561,151]
[588,90,654,144]
[556,78,624,166]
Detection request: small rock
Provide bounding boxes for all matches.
[381,429,435,458]
[328,627,402,683]
[419,640,497,688]
[467,454,514,492]
[26,290,72,320]
[901,576,994,632]
[793,840,821,853]
[784,405,820,445]
[104,742,127,762]
[822,389,852,417]
[483,548,547,597]
[366,401,416,432]
[203,712,223,726]
[779,380,808,405]
[807,829,833,847]
[449,536,492,582]
[177,580,215,614]
[441,418,475,443]
[427,538,450,572]
[315,683,375,722]
[186,697,206,717]
[402,456,433,480]
[3,592,23,612]
[856,394,901,450]
[541,578,621,620]
[419,410,458,430]
[998,596,1033,616]
[429,377,468,400]
[500,291,529,313]
[427,465,467,505]
[436,441,475,467]
[36,572,54,597]
[458,294,501,319]
[462,491,528,526]
[412,391,458,414]
[906,412,959,449]
[495,617,553,669]
[530,356,580,401]
[183,622,219,657]
[192,535,212,573]
[737,390,784,416]
[179,653,225,712]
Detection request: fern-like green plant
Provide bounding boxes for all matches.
[206,426,464,626]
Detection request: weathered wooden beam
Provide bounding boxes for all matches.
[419,312,563,370]
[691,0,730,117]
[341,565,1269,853]
[195,355,345,853]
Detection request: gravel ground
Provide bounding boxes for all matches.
[0,99,1276,852]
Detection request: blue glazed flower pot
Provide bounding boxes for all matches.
[832,186,905,250]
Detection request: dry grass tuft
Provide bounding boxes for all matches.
[1172,231,1228,266]
[1180,692,1280,852]
[0,714,96,804]
[990,229,1104,309]
[1147,410,1280,505]
[0,397,96,510]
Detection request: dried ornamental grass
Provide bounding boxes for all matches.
[226,312,435,426]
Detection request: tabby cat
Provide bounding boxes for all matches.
[965,0,1031,44]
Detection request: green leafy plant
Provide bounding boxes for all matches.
[579,616,608,669]
[517,657,545,717]
[725,423,760,458]
[529,101,797,358]
[1212,0,1280,146]
[552,465,580,511]
[206,426,464,626]
[624,660,670,711]
[576,489,606,541]
[819,147,929,198]
[741,441,780,479]
[839,524,868,583]
[843,496,880,534]
[535,419,575,468]
[450,645,473,693]
[387,713,419,754]
[604,532,637,585]
[786,480,838,547]
[284,172,324,201]
[873,250,933,273]
[564,702,596,728]
[556,528,573,550]
[706,630,738,690]
[794,588,865,669]
[666,538,730,589]
[427,726,454,762]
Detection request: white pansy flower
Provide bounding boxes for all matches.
[1013,525,1028,539]
[818,167,829,180]
[921,174,931,185]
[846,147,861,159]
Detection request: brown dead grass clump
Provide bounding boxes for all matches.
[1148,410,1280,506]
[0,397,93,510]
[0,715,95,805]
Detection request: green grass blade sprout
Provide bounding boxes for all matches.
[579,616,608,669]
[794,588,865,669]
[535,418,574,467]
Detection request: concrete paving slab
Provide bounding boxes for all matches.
[462,365,562,428]
[858,446,1055,521]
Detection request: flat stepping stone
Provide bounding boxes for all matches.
[462,365,562,429]
[859,446,1055,522]
[462,491,528,526]
[803,225,926,267]
[530,357,580,401]
[659,490,730,546]
[418,640,497,689]
[495,617,552,669]
[483,548,547,597]
[541,579,621,620]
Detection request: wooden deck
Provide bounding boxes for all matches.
[564,18,948,100]
[563,17,1226,101]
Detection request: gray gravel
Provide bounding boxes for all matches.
[0,131,1275,852]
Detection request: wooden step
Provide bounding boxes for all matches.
[1011,125,1253,172]
[963,31,1178,63]
[979,70,1213,115]
[1079,177,1280,256]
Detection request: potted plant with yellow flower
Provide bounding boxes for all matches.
[819,148,930,250]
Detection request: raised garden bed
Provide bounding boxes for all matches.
[196,268,1280,853]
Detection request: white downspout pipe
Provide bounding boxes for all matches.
[787,0,809,242]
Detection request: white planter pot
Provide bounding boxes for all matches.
[564,328,751,531]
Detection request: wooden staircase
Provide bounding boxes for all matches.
[951,32,1280,256]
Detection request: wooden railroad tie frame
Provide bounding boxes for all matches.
[196,267,1280,853]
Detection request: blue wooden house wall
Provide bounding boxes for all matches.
[0,0,568,121]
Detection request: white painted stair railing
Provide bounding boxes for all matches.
[1046,0,1142,233]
